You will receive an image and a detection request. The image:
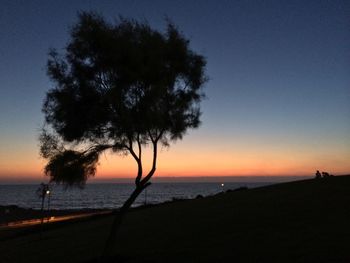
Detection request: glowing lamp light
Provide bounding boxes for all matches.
[221,183,224,187]
[46,190,50,195]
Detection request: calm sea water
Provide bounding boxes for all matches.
[0,182,273,210]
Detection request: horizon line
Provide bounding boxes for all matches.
[1,174,348,184]
[0,175,317,184]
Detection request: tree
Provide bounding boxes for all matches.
[40,12,207,257]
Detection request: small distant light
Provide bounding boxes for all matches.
[46,190,50,194]
[221,183,224,187]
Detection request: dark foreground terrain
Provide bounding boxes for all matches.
[1,175,349,263]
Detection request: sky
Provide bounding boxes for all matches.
[0,0,349,182]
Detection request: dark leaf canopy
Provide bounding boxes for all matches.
[44,149,99,188]
[44,12,206,143]
[41,12,207,186]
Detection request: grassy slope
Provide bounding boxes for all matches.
[1,176,350,263]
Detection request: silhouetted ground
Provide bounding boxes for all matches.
[1,175,350,263]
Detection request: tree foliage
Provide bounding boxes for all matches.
[41,12,206,189]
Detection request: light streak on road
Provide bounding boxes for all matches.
[0,211,112,229]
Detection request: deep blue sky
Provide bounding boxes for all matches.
[0,0,349,180]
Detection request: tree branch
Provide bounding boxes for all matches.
[82,143,115,155]
[140,139,158,185]
[127,138,143,187]
[156,129,165,141]
[137,134,142,160]
[126,139,138,162]
[148,130,154,143]
[135,134,143,186]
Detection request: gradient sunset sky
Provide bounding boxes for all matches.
[0,0,349,182]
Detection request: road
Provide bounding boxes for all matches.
[0,210,111,229]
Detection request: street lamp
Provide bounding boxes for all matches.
[46,189,51,222]
[36,183,52,225]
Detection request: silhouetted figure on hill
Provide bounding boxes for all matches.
[322,172,330,178]
[315,170,322,179]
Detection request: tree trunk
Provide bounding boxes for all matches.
[102,139,158,260]
[102,182,150,258]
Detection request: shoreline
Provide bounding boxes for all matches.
[0,177,315,225]
[1,175,344,226]
[0,205,110,225]
[0,175,313,185]
[0,191,229,226]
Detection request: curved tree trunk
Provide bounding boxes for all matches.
[103,182,150,257]
[102,139,158,259]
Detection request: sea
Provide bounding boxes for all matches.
[0,177,309,210]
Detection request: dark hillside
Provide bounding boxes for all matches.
[1,175,349,262]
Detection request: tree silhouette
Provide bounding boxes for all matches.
[40,12,206,257]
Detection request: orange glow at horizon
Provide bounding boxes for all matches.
[1,136,350,181]
[96,146,350,178]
